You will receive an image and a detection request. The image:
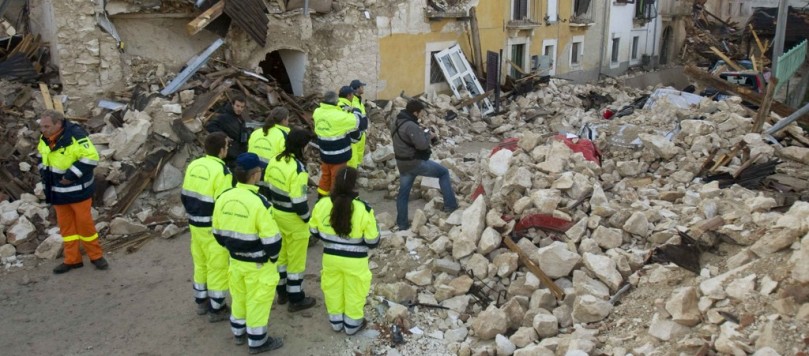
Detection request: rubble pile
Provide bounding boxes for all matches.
[361,79,809,354]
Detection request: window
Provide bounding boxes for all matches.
[631,36,639,60]
[635,0,655,20]
[611,38,620,63]
[511,44,526,78]
[513,0,528,20]
[573,0,592,16]
[571,42,581,65]
[429,51,444,84]
[547,0,558,22]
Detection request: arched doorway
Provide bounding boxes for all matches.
[660,26,673,65]
[259,49,307,96]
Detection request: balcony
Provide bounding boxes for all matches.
[570,0,594,26]
[506,18,542,30]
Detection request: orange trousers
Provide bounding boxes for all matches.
[317,162,346,196]
[54,198,103,265]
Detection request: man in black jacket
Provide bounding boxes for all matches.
[206,95,248,169]
[391,100,458,230]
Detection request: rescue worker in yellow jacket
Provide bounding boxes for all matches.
[37,110,109,274]
[213,152,284,354]
[248,107,291,197]
[312,90,360,196]
[309,166,379,335]
[263,129,317,312]
[338,86,368,169]
[347,80,368,168]
[180,132,233,320]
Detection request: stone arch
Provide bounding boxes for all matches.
[259,49,307,96]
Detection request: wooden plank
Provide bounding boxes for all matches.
[502,236,565,300]
[752,77,778,133]
[186,1,225,35]
[454,89,494,109]
[39,83,54,110]
[182,80,232,122]
[709,46,743,71]
[683,65,809,126]
[52,95,65,114]
[749,25,766,54]
[507,58,528,75]
[111,13,197,19]
[469,7,483,78]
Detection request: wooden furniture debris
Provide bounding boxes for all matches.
[684,65,809,126]
[709,46,743,71]
[503,235,565,300]
[187,1,225,35]
[454,90,493,110]
[752,77,778,133]
[39,83,54,110]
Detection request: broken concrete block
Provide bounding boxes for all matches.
[464,253,489,279]
[592,226,623,249]
[444,327,468,343]
[622,211,649,237]
[433,258,462,275]
[111,113,151,161]
[647,313,690,341]
[509,327,538,348]
[530,189,561,214]
[488,149,513,176]
[589,184,614,217]
[7,216,38,253]
[152,163,183,192]
[109,217,148,235]
[503,166,533,190]
[572,294,613,323]
[471,306,508,340]
[725,274,756,300]
[501,297,527,330]
[34,234,63,260]
[532,313,559,338]
[582,252,623,291]
[665,287,700,326]
[493,252,519,277]
[572,270,610,300]
[533,241,580,279]
[778,146,809,164]
[0,244,16,258]
[371,145,394,162]
[375,282,417,303]
[478,227,502,255]
[405,269,432,286]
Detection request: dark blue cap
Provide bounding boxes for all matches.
[350,79,366,90]
[235,152,267,171]
[339,85,354,97]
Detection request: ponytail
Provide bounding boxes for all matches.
[330,167,358,237]
[262,107,290,135]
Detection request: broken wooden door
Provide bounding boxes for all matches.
[434,44,494,115]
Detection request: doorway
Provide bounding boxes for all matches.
[660,26,672,65]
[259,49,307,96]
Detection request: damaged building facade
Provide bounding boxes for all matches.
[18,0,690,107]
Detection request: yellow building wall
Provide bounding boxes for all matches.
[377,0,586,99]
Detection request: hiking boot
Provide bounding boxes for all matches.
[248,336,283,354]
[208,304,230,323]
[234,335,246,346]
[53,262,83,274]
[287,297,316,312]
[91,257,109,270]
[276,292,288,305]
[196,300,209,315]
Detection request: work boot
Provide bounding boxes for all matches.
[347,319,368,336]
[276,291,288,305]
[208,304,230,323]
[196,299,209,316]
[91,257,109,270]
[287,297,316,312]
[234,335,246,346]
[53,262,83,274]
[248,336,283,354]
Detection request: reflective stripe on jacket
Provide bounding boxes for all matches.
[213,183,282,263]
[312,102,359,164]
[264,154,310,222]
[248,125,290,164]
[351,95,366,116]
[37,121,99,205]
[340,98,368,133]
[181,155,232,227]
[309,197,379,258]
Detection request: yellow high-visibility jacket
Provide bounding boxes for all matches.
[264,154,310,222]
[309,197,379,258]
[213,183,282,263]
[248,124,290,164]
[181,155,232,227]
[312,102,359,164]
[37,120,99,205]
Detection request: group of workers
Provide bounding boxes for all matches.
[35,77,458,354]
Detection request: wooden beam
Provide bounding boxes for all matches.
[53,95,65,114]
[749,25,766,54]
[502,236,565,300]
[469,7,483,78]
[752,77,778,133]
[39,83,53,110]
[710,46,743,71]
[110,13,196,19]
[507,59,528,75]
[186,1,225,36]
[683,65,809,126]
[454,89,493,109]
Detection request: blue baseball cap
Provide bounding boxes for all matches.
[338,85,354,97]
[235,152,267,171]
[350,79,366,90]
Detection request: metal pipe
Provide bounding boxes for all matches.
[771,0,788,74]
[764,102,809,135]
[304,0,309,17]
[597,0,611,79]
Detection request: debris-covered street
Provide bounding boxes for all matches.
[2,0,809,355]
